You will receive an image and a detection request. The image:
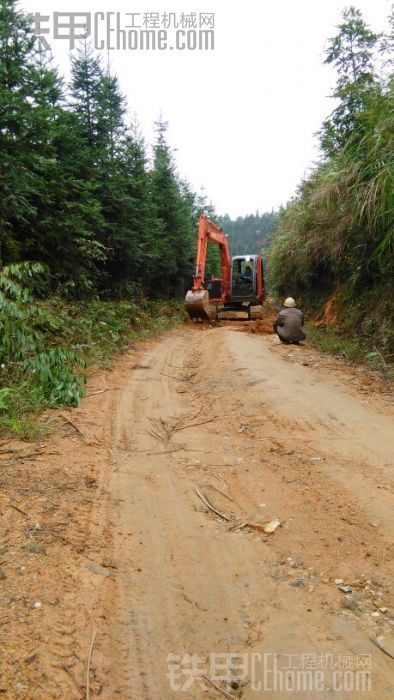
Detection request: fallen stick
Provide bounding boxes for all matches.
[229,513,259,532]
[187,407,204,422]
[194,486,231,521]
[0,446,47,464]
[206,463,241,468]
[369,637,394,660]
[86,629,97,700]
[229,521,250,532]
[17,449,47,461]
[10,504,28,517]
[201,674,234,699]
[206,483,234,503]
[86,388,120,397]
[177,418,216,432]
[60,414,86,438]
[144,447,184,456]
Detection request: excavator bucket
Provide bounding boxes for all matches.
[185,289,211,320]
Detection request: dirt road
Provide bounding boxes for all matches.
[1,322,393,699]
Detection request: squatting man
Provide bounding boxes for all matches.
[273,297,306,344]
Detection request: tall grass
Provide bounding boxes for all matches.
[269,80,393,356]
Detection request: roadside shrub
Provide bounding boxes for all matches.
[0,263,86,407]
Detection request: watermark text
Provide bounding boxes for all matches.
[27,11,215,51]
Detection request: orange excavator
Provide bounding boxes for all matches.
[185,215,266,320]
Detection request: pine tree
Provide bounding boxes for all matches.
[320,6,379,156]
[33,104,107,295]
[0,0,46,247]
[117,126,162,293]
[0,7,210,300]
[150,119,195,297]
[96,70,126,158]
[96,76,155,294]
[70,49,126,291]
[70,41,103,147]
[0,3,106,292]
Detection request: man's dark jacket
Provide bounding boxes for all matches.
[273,307,306,342]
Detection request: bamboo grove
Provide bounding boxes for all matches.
[269,7,394,354]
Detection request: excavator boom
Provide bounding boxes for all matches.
[185,215,231,320]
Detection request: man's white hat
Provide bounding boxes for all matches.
[284,297,296,307]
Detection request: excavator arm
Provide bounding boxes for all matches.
[192,216,231,296]
[185,215,231,320]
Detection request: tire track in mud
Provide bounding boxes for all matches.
[61,325,393,700]
[99,332,198,699]
[94,330,281,699]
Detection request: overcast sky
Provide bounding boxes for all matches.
[22,0,392,217]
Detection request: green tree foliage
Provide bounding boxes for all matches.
[0,0,216,431]
[69,52,198,298]
[269,7,394,354]
[38,106,107,296]
[150,119,196,297]
[0,2,205,300]
[0,1,57,247]
[0,262,86,406]
[0,4,106,292]
[70,41,103,147]
[104,127,159,294]
[379,6,394,75]
[218,212,279,257]
[320,6,379,156]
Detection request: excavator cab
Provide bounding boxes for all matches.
[231,256,262,304]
